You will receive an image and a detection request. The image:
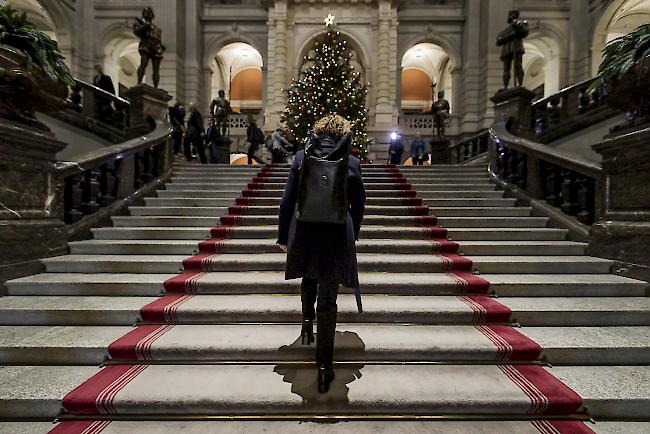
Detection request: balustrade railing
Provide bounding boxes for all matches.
[56,121,172,237]
[449,130,489,164]
[54,79,131,143]
[490,121,601,229]
[530,77,614,143]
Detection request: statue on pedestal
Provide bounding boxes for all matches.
[431,90,450,138]
[133,7,165,88]
[496,9,529,90]
[210,89,232,136]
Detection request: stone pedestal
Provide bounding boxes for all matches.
[429,137,451,165]
[0,118,68,287]
[589,128,650,282]
[126,84,172,137]
[490,87,536,137]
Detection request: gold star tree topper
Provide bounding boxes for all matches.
[324,14,336,27]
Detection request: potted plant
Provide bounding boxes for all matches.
[0,5,72,130]
[590,23,650,133]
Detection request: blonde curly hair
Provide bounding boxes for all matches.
[314,114,351,139]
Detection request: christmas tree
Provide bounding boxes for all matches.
[282,16,371,162]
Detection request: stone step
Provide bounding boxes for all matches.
[165,182,496,192]
[127,205,531,218]
[172,164,486,172]
[91,226,568,241]
[3,364,645,419]
[2,324,649,365]
[36,420,650,434]
[1,294,648,326]
[7,272,644,298]
[41,254,613,274]
[171,175,490,183]
[69,239,586,256]
[111,215,548,229]
[157,189,504,199]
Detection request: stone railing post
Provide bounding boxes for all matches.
[0,119,68,286]
[589,129,650,282]
[490,87,536,138]
[125,84,172,138]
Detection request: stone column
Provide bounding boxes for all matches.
[265,0,289,128]
[183,0,202,107]
[72,0,95,81]
[153,0,183,101]
[0,120,67,287]
[373,0,398,127]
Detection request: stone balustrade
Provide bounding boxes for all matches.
[530,78,616,143]
[53,79,132,143]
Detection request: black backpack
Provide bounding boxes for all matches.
[296,132,352,224]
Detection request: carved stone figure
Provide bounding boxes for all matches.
[133,7,165,88]
[209,90,232,136]
[431,90,450,138]
[496,9,529,90]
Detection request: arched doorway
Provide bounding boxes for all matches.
[592,0,650,74]
[400,43,452,112]
[210,42,263,113]
[103,34,141,91]
[522,35,562,98]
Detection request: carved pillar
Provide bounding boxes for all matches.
[126,84,173,137]
[589,130,650,282]
[374,0,398,127]
[265,0,288,129]
[0,119,67,286]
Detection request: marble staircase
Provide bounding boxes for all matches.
[0,163,648,434]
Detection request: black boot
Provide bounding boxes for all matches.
[301,319,314,345]
[316,310,337,393]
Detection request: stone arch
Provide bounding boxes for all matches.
[524,23,567,96]
[203,34,265,70]
[6,0,74,68]
[294,27,372,77]
[97,23,141,90]
[399,33,461,74]
[591,0,650,74]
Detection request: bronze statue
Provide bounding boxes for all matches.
[209,90,232,136]
[133,7,165,88]
[431,90,450,138]
[496,9,529,90]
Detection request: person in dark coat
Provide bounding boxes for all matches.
[277,114,366,394]
[388,132,404,165]
[245,116,265,165]
[169,101,186,155]
[93,65,116,122]
[205,116,221,164]
[184,103,206,163]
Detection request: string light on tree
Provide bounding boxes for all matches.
[282,15,372,162]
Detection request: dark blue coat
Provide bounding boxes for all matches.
[277,146,366,288]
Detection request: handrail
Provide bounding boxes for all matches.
[489,120,601,229]
[56,121,170,178]
[532,77,597,109]
[75,78,131,106]
[447,129,489,164]
[491,122,601,178]
[55,120,173,238]
[51,78,132,143]
[529,76,616,143]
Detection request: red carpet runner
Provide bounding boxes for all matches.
[50,164,593,434]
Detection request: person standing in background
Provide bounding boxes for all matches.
[388,132,404,165]
[271,127,293,164]
[205,116,221,164]
[93,64,116,122]
[410,132,427,165]
[169,101,186,156]
[184,103,206,164]
[246,116,265,165]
